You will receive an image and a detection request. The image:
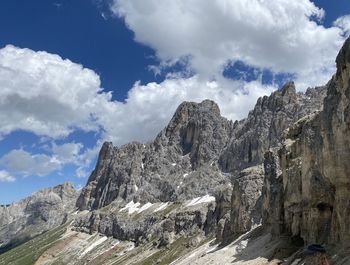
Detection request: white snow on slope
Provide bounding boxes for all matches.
[186,195,215,207]
[119,201,141,214]
[153,202,169,212]
[137,202,153,213]
[80,236,108,257]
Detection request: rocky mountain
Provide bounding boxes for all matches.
[0,182,78,252]
[77,99,234,211]
[2,38,350,265]
[261,37,350,264]
[219,81,326,174]
[60,75,325,264]
[78,83,326,212]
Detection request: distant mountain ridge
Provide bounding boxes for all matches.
[0,182,78,251]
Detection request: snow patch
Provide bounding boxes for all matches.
[137,202,153,213]
[120,201,153,214]
[186,195,215,207]
[80,236,107,257]
[183,173,189,178]
[141,162,144,170]
[119,201,141,214]
[153,202,169,212]
[134,184,139,192]
[171,163,177,166]
[206,245,218,253]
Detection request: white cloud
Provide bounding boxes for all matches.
[0,170,15,182]
[0,142,95,178]
[52,142,83,164]
[0,45,111,139]
[1,2,349,179]
[0,149,61,177]
[0,45,274,149]
[334,15,350,36]
[111,0,347,89]
[100,76,275,144]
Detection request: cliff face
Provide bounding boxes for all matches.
[73,78,326,251]
[78,85,326,213]
[77,100,234,211]
[263,38,350,247]
[0,183,78,249]
[219,82,326,174]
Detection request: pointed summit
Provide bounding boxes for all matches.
[281,81,296,97]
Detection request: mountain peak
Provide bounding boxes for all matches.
[336,37,350,71]
[281,81,296,97]
[174,99,221,118]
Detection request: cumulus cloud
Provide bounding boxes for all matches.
[111,0,347,89]
[334,15,350,36]
[100,76,275,144]
[0,45,274,148]
[0,45,111,139]
[0,170,15,182]
[52,142,83,164]
[0,141,91,177]
[1,3,350,179]
[0,149,61,177]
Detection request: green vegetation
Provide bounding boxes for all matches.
[133,236,189,265]
[0,224,68,265]
[162,202,181,216]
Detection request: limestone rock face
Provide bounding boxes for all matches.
[0,183,78,248]
[263,37,350,247]
[73,200,214,246]
[78,85,326,213]
[77,100,234,211]
[219,82,326,174]
[221,165,264,242]
[261,150,284,236]
[75,80,327,249]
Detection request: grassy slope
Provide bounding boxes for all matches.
[0,224,68,265]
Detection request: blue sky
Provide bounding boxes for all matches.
[0,0,349,204]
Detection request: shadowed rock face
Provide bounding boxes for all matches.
[221,165,265,242]
[263,37,350,247]
[0,182,78,249]
[219,82,326,174]
[77,85,326,213]
[74,80,326,250]
[77,100,234,211]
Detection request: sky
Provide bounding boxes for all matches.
[0,0,349,204]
